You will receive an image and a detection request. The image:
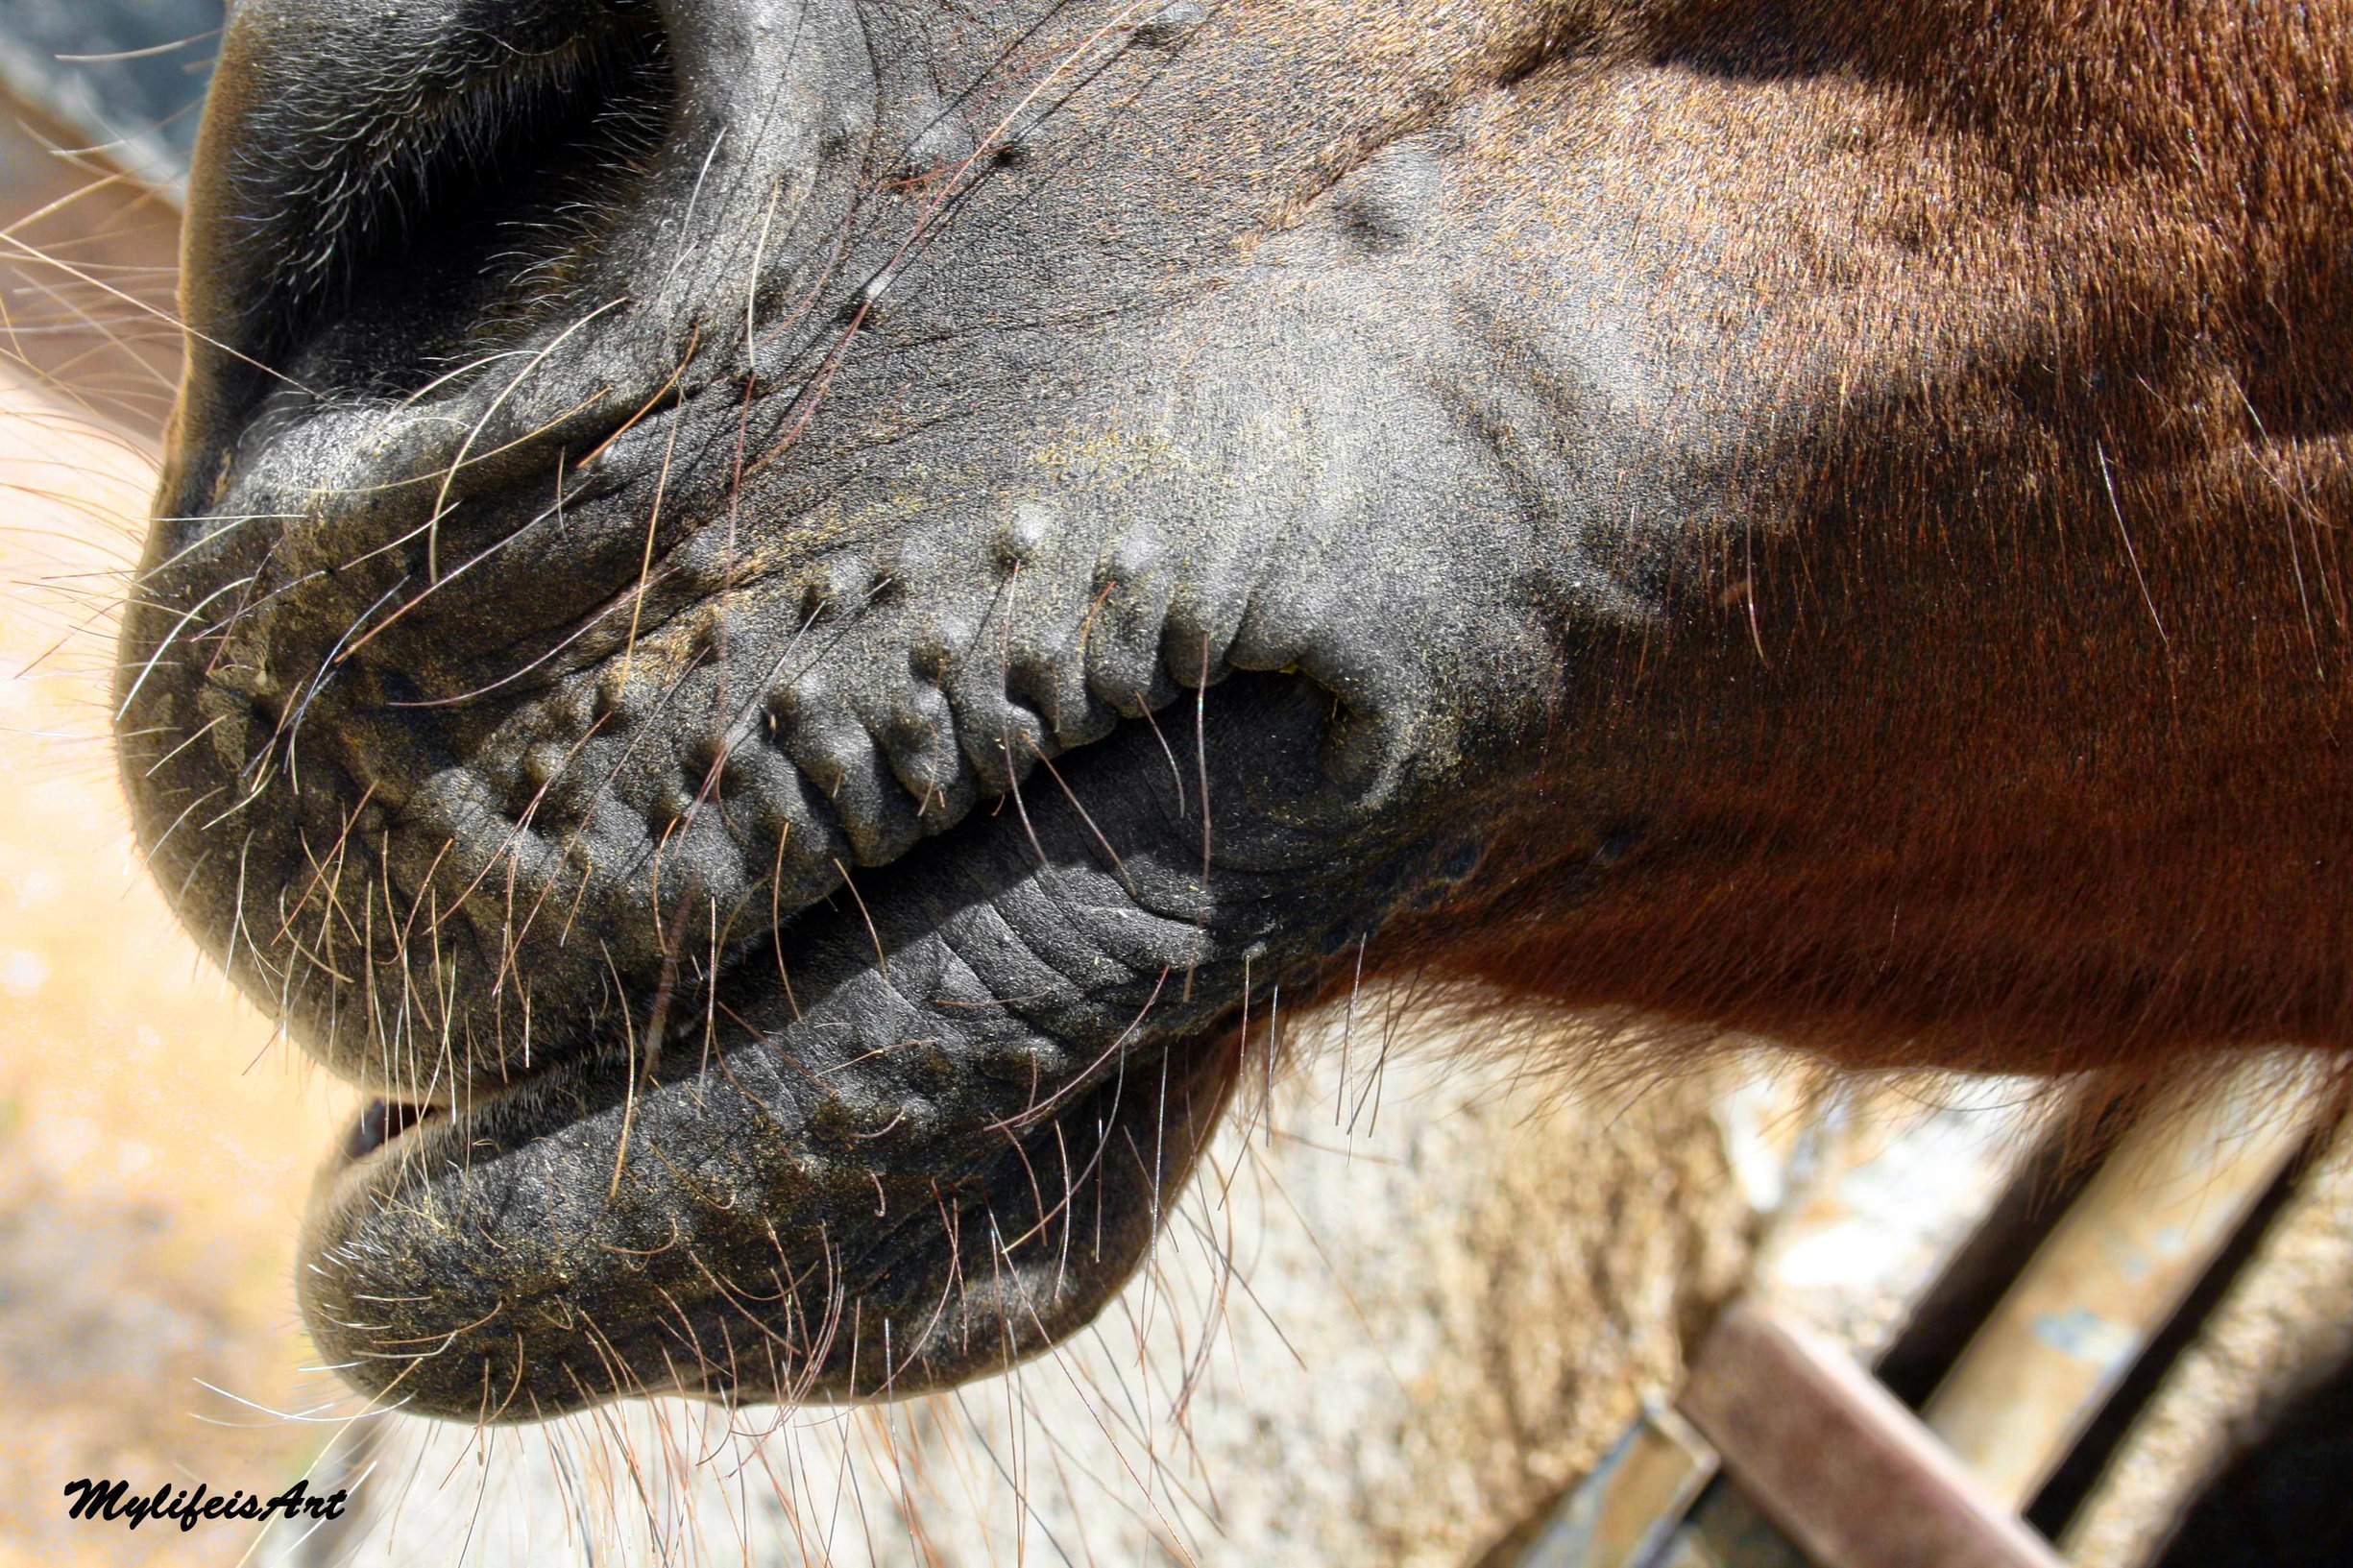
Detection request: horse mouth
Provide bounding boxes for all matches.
[345,1098,443,1160]
[275,644,1372,1420]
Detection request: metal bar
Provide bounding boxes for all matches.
[1516,1397,1720,1568]
[1679,1300,2065,1568]
[1919,1069,2314,1510]
[2059,1116,2353,1564]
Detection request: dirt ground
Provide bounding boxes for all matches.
[0,369,364,1568]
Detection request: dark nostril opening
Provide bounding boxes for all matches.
[347,1098,437,1159]
[196,0,678,418]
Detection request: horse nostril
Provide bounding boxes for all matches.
[174,0,677,484]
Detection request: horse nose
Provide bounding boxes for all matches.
[168,0,680,516]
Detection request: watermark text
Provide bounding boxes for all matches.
[61,1477,350,1533]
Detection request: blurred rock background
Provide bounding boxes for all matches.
[0,8,374,1562]
[0,301,364,1566]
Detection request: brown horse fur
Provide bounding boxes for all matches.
[1373,0,2353,1079]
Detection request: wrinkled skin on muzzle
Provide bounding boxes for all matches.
[118,0,2353,1418]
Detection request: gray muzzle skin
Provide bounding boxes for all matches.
[120,0,1599,1417]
